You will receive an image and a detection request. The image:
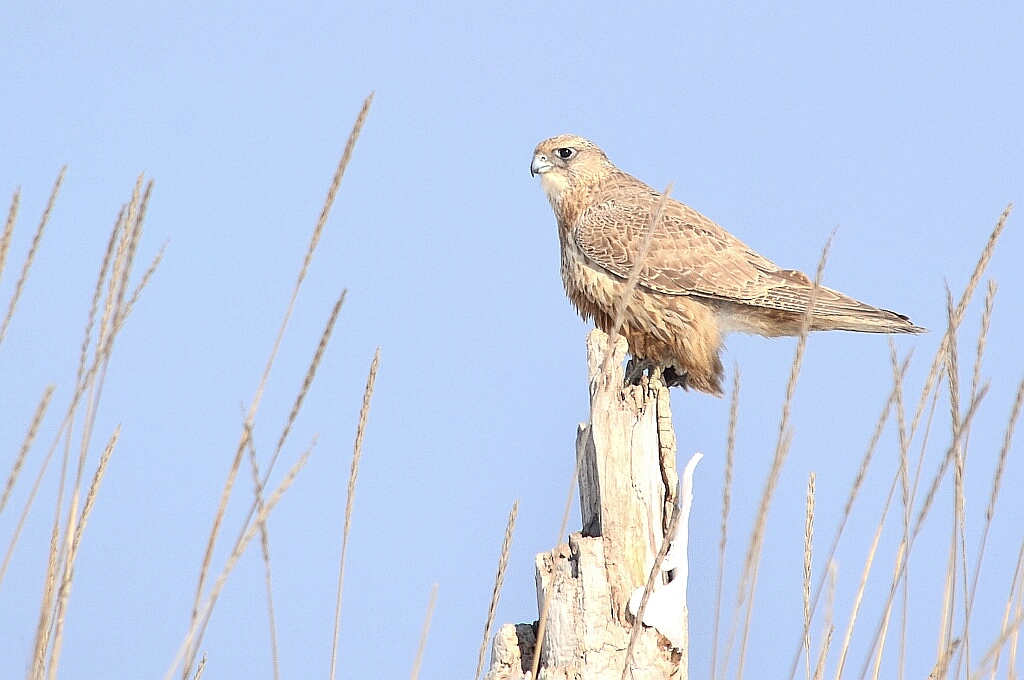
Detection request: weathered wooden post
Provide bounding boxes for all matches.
[485,329,688,679]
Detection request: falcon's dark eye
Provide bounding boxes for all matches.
[556,147,575,160]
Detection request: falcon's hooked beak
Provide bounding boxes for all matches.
[530,153,554,177]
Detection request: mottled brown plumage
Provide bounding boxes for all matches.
[530,134,925,396]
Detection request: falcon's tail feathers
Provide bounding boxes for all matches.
[809,308,927,334]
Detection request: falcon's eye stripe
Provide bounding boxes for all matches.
[556,147,575,160]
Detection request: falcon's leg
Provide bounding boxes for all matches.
[661,366,689,389]
[624,357,653,386]
[625,358,690,389]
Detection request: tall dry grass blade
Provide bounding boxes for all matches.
[184,90,368,664]
[1009,559,1024,680]
[0,167,64,347]
[969,281,996,410]
[118,239,166,332]
[622,450,698,680]
[732,232,832,680]
[785,354,911,680]
[48,427,117,680]
[330,347,380,680]
[474,500,519,680]
[984,542,1024,680]
[970,545,1024,680]
[224,290,349,611]
[187,96,371,630]
[309,93,374,279]
[269,291,347,482]
[180,95,371,679]
[599,184,672,381]
[27,176,156,680]
[0,174,158,680]
[31,521,61,680]
[622,507,681,679]
[245,436,280,680]
[250,92,372,431]
[170,443,314,680]
[891,341,912,680]
[186,420,250,663]
[813,562,837,680]
[814,627,835,680]
[409,584,439,680]
[237,290,352,679]
[958,374,1024,675]
[868,543,909,680]
[833,453,901,680]
[74,201,124,397]
[854,385,989,680]
[908,384,988,539]
[804,472,815,680]
[937,286,970,678]
[908,204,1011,445]
[0,385,54,521]
[0,187,18,288]
[69,429,117,562]
[711,365,739,680]
[961,297,1015,677]
[191,654,206,680]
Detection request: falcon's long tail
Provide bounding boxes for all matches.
[810,310,926,334]
[808,289,926,334]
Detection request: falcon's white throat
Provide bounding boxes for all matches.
[536,167,568,208]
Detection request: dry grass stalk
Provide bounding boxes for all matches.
[410,584,439,680]
[179,93,372,678]
[245,433,281,680]
[181,289,348,677]
[908,205,1010,448]
[330,347,381,679]
[711,365,739,680]
[989,542,1024,680]
[474,500,519,680]
[170,444,314,680]
[47,427,118,679]
[804,472,815,679]
[0,187,19,287]
[187,423,249,651]
[0,167,65,347]
[729,232,832,680]
[939,289,965,676]
[12,174,159,680]
[835,454,900,680]
[0,386,54,524]
[622,501,683,680]
[598,184,673,381]
[969,282,997,409]
[813,562,837,680]
[787,351,911,680]
[971,541,1024,680]
[960,336,1020,671]
[257,92,373,413]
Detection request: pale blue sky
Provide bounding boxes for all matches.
[2,3,1022,678]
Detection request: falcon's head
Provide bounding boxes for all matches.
[531,135,610,208]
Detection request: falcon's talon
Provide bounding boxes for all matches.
[531,134,925,397]
[623,357,651,386]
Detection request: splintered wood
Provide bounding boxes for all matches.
[485,329,683,680]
